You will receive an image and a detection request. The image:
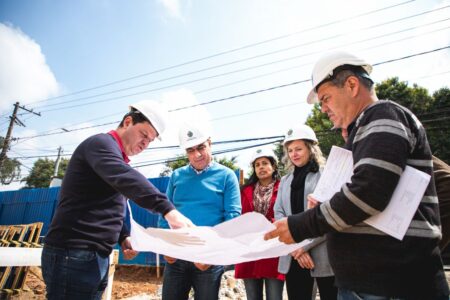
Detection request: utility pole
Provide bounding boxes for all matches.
[49,146,63,187]
[53,146,63,177]
[0,102,41,171]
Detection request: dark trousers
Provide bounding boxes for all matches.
[286,260,337,300]
[162,259,224,300]
[286,260,314,299]
[316,276,338,300]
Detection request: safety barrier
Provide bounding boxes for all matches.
[0,222,43,298]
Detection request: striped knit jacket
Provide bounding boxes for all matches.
[288,100,449,298]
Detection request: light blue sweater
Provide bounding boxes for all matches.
[159,162,241,228]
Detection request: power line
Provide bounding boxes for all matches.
[9,135,284,159]
[14,45,450,142]
[132,139,284,168]
[27,0,415,107]
[37,20,450,113]
[16,29,449,144]
[32,7,450,112]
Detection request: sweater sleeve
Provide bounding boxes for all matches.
[85,135,175,217]
[158,174,175,229]
[274,176,287,220]
[289,104,413,242]
[223,170,241,221]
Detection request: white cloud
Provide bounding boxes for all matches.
[0,23,59,112]
[158,0,184,21]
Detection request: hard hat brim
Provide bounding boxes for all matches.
[306,89,319,104]
[181,136,210,150]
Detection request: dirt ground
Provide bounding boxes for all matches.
[11,265,162,300]
[9,265,450,299]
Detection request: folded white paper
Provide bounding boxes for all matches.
[130,209,310,265]
[311,146,430,240]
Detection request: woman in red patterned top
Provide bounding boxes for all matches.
[234,148,285,300]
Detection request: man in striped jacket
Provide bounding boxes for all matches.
[265,51,449,299]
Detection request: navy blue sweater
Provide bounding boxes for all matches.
[45,133,174,255]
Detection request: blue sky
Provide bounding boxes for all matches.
[1,0,449,190]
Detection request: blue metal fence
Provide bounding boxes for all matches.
[0,169,240,266]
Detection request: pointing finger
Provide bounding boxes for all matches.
[264,229,279,241]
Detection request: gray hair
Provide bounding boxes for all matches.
[330,69,374,91]
[282,139,326,173]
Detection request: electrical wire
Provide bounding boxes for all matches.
[32,9,450,112]
[13,45,450,142]
[26,0,415,106]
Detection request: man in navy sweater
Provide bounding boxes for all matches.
[265,51,449,299]
[42,100,193,300]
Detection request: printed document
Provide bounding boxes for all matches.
[129,206,311,265]
[311,146,430,240]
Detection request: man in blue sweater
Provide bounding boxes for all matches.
[159,122,241,300]
[265,51,449,299]
[42,100,194,300]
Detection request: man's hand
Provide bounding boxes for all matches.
[297,252,315,269]
[164,256,177,264]
[121,237,139,260]
[164,209,194,229]
[194,262,211,271]
[307,194,319,209]
[264,217,295,244]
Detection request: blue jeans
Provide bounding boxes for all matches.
[162,259,224,300]
[41,245,110,300]
[338,288,405,300]
[338,288,449,300]
[243,278,284,300]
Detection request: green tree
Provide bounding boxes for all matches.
[376,77,433,113]
[273,142,287,176]
[426,88,450,162]
[22,157,69,188]
[0,136,21,184]
[159,156,190,176]
[159,155,239,176]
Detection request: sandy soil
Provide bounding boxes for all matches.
[9,265,162,300]
[8,265,450,299]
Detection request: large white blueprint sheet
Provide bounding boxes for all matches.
[311,146,430,240]
[129,209,311,265]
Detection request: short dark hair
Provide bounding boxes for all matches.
[118,108,151,128]
[316,65,374,92]
[243,156,280,189]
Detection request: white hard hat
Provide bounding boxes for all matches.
[283,124,318,144]
[307,51,372,104]
[250,148,277,165]
[178,123,211,149]
[129,100,169,140]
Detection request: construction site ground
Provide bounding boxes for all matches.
[8,265,450,299]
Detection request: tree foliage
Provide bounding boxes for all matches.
[376,77,433,113]
[304,77,449,163]
[22,158,69,189]
[159,155,239,176]
[273,142,287,176]
[0,136,21,185]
